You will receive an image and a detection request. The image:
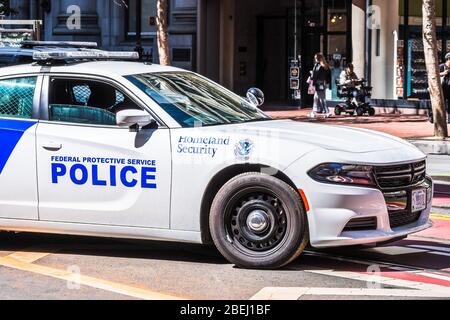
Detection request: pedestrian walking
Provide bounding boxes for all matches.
[439,52,450,123]
[310,53,332,118]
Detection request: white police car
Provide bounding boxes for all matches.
[0,47,432,269]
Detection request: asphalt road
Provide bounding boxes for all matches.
[0,214,449,300]
[427,155,450,183]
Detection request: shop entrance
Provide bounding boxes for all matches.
[256,16,288,103]
[233,0,352,107]
[301,30,324,106]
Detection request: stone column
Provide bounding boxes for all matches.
[351,3,366,82]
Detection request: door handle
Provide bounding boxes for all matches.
[42,142,62,151]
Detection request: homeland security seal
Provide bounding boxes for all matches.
[234,139,254,160]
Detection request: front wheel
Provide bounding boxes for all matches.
[356,106,365,116]
[209,172,309,269]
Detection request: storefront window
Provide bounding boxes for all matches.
[407,0,443,26]
[328,0,347,32]
[328,35,347,100]
[398,0,448,99]
[303,0,324,27]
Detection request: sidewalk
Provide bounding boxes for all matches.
[266,108,449,139]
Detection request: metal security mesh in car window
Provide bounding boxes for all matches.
[73,85,91,105]
[116,90,125,103]
[0,77,36,118]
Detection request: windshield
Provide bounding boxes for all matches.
[126,72,271,127]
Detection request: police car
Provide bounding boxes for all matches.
[0,45,433,269]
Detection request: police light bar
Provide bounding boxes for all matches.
[33,51,140,61]
[22,41,98,48]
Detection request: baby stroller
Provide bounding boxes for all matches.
[334,79,375,116]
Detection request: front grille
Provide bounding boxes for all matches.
[389,210,421,228]
[343,217,377,231]
[374,160,426,190]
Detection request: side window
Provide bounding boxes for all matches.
[48,78,142,126]
[0,76,36,119]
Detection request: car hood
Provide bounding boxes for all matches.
[233,120,418,154]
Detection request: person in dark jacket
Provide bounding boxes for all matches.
[439,52,450,123]
[310,53,332,118]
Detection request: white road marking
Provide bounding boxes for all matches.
[362,246,427,255]
[304,269,450,293]
[250,287,450,300]
[416,272,450,282]
[407,244,450,254]
[0,255,184,300]
[6,246,60,263]
[429,251,450,257]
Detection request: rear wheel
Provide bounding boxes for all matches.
[209,172,309,269]
[368,107,376,116]
[334,105,343,116]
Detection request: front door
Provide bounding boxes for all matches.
[0,76,40,220]
[36,76,171,228]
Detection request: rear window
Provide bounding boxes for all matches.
[0,77,37,119]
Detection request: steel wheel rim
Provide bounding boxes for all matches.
[224,187,288,254]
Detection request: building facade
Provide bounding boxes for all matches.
[9,0,198,70]
[7,0,449,107]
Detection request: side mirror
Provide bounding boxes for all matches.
[116,109,156,130]
[246,87,265,107]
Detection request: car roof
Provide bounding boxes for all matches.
[0,60,185,78]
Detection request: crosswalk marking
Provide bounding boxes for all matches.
[0,254,184,300]
[250,287,450,300]
[304,269,450,293]
[6,246,60,263]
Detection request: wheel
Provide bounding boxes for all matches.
[356,106,365,116]
[209,172,309,269]
[368,107,376,116]
[334,105,343,116]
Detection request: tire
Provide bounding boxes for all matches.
[368,107,376,116]
[356,106,365,116]
[334,105,342,116]
[209,172,309,269]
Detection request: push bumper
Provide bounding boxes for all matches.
[305,178,433,248]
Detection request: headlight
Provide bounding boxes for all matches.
[308,163,376,187]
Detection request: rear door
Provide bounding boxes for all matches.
[0,75,41,220]
[36,75,172,228]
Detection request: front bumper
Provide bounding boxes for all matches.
[305,178,433,248]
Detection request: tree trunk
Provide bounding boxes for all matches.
[156,0,170,66]
[423,0,448,138]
